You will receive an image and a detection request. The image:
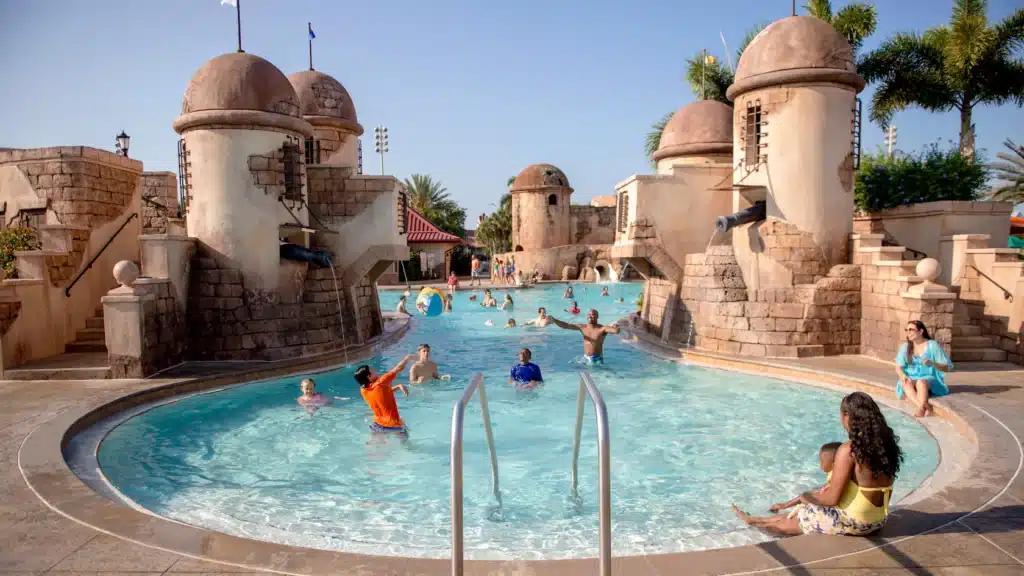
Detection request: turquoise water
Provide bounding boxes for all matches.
[98,282,939,559]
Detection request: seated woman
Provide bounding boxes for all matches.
[733,392,902,537]
[896,320,952,418]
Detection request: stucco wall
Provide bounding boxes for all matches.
[569,205,616,245]
[312,125,359,168]
[656,153,732,174]
[732,85,856,276]
[182,128,309,293]
[497,244,613,281]
[511,189,571,251]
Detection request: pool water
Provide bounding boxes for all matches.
[98,282,939,559]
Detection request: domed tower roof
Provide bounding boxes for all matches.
[510,164,573,193]
[652,100,733,161]
[727,16,864,100]
[174,52,311,136]
[287,69,363,135]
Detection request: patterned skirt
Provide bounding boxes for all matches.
[796,503,886,536]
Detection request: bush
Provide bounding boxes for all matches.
[854,143,989,212]
[0,227,40,278]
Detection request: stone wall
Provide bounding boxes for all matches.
[248,143,306,201]
[495,244,614,282]
[109,279,186,378]
[42,227,89,287]
[859,262,953,362]
[0,299,23,337]
[187,246,350,361]
[755,217,831,286]
[306,166,383,221]
[570,205,616,245]
[4,146,142,227]
[140,172,179,234]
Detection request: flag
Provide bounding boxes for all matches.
[705,54,716,65]
[309,23,316,40]
[221,0,236,6]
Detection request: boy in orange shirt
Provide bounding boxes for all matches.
[355,354,416,434]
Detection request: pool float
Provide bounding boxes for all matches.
[415,287,444,317]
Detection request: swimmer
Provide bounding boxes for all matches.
[297,378,349,414]
[485,319,494,326]
[505,318,517,328]
[469,293,478,301]
[409,343,450,383]
[525,307,552,327]
[500,294,514,311]
[508,348,543,390]
[565,301,580,314]
[481,289,497,307]
[443,294,453,312]
[550,309,620,363]
[617,297,625,303]
[563,285,574,299]
[355,354,415,434]
[396,295,411,316]
[601,286,609,297]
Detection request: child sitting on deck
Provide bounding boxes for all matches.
[732,442,842,529]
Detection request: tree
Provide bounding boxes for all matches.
[403,174,467,237]
[475,193,512,254]
[507,175,516,187]
[858,0,1024,158]
[804,0,878,52]
[988,139,1024,202]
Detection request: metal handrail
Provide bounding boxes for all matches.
[65,212,138,297]
[570,371,612,576]
[450,372,501,576]
[969,264,1014,302]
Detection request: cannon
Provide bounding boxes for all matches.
[280,243,333,268]
[715,201,766,233]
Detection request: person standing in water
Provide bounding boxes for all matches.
[550,309,620,363]
[355,354,415,434]
[395,295,411,315]
[409,343,450,384]
[525,307,552,327]
[508,348,543,390]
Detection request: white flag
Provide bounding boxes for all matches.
[221,0,237,7]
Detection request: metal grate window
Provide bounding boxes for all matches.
[742,99,768,169]
[357,139,363,175]
[282,139,304,202]
[617,192,629,232]
[177,138,191,216]
[304,137,321,165]
[397,191,408,235]
[851,98,863,170]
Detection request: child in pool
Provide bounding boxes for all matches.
[565,301,580,314]
[731,442,841,527]
[505,318,517,328]
[601,286,609,297]
[297,378,349,414]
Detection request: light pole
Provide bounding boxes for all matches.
[374,125,388,175]
[115,131,130,157]
[885,124,897,159]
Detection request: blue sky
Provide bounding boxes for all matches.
[1,0,1021,224]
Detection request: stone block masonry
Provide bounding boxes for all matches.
[570,205,616,245]
[761,217,831,285]
[305,166,392,222]
[109,279,186,379]
[248,144,306,201]
[140,172,179,234]
[0,300,23,337]
[859,262,953,362]
[3,146,143,227]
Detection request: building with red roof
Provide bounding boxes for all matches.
[380,207,463,283]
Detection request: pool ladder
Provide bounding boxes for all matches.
[450,371,611,576]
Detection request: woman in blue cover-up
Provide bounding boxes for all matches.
[895,320,952,418]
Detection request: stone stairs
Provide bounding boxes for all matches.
[66,306,107,354]
[3,305,111,380]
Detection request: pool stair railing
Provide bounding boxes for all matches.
[449,371,612,576]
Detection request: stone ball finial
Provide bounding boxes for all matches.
[113,260,139,287]
[916,258,941,282]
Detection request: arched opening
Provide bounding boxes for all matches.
[593,260,619,282]
[547,194,557,206]
[514,245,524,252]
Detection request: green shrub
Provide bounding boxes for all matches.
[0,227,40,278]
[854,143,989,212]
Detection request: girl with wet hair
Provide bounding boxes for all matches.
[896,320,952,418]
[733,392,902,537]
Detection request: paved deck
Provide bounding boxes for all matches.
[1,351,1022,575]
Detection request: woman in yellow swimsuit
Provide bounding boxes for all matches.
[733,392,903,536]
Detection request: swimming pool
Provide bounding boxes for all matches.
[98,282,940,559]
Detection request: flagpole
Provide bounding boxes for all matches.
[236,0,243,52]
[308,22,313,70]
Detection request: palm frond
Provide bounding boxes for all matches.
[803,0,834,23]
[506,176,516,187]
[946,0,995,80]
[990,8,1024,56]
[859,32,958,126]
[832,3,877,52]
[645,112,674,168]
[988,138,1024,201]
[684,53,733,103]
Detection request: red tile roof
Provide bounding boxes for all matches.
[406,208,463,244]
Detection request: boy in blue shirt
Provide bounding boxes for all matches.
[508,348,543,390]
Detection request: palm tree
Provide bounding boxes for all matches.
[859,0,1024,158]
[403,174,466,237]
[989,139,1024,202]
[507,175,516,187]
[476,193,512,254]
[804,0,878,52]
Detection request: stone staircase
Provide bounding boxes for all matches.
[4,305,110,380]
[66,306,107,354]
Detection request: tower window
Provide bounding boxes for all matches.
[851,97,862,169]
[743,99,767,168]
[177,138,191,215]
[304,137,321,165]
[282,140,303,202]
[548,194,557,206]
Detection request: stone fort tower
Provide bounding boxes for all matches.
[509,163,573,252]
[287,69,363,168]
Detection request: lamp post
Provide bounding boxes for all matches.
[885,124,897,160]
[115,131,130,157]
[374,125,388,175]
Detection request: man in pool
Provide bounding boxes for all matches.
[508,348,543,390]
[355,354,415,433]
[550,309,620,363]
[409,343,446,384]
[525,307,552,327]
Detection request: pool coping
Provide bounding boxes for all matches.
[17,324,1023,574]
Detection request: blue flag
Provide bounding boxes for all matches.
[308,24,315,40]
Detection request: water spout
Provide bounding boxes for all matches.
[327,262,350,366]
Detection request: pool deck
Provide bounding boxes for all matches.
[1,339,1023,574]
